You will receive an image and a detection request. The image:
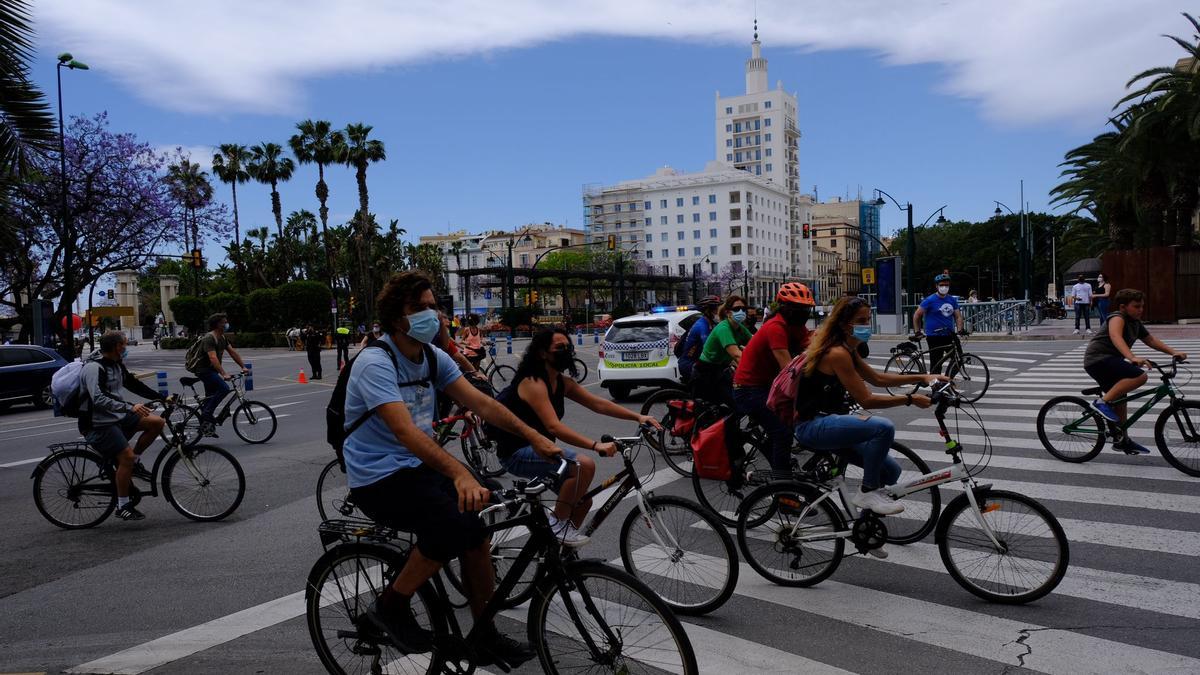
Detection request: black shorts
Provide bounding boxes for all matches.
[1084,356,1144,392]
[85,412,142,459]
[350,465,487,564]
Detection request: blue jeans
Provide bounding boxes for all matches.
[1074,303,1091,330]
[197,370,230,423]
[732,385,792,471]
[794,414,899,489]
[1096,299,1110,324]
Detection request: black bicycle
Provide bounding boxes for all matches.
[169,373,278,447]
[885,332,990,403]
[31,398,246,528]
[305,458,698,674]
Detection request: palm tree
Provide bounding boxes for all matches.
[289,120,343,267]
[449,239,465,301]
[286,209,318,278]
[247,142,295,239]
[165,159,215,295]
[0,0,56,180]
[335,123,386,318]
[211,143,252,289]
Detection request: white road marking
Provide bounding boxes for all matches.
[973,350,1054,356]
[0,456,44,468]
[906,417,1158,438]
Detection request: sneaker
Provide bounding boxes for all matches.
[472,626,536,668]
[1090,399,1119,423]
[363,598,433,653]
[549,516,590,548]
[851,489,904,516]
[114,505,146,521]
[132,463,153,482]
[866,546,889,560]
[1113,437,1152,455]
[1072,329,1080,335]
[200,422,219,438]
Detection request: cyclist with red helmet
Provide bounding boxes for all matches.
[678,295,722,383]
[732,283,815,471]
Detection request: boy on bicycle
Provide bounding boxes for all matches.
[1086,289,1188,454]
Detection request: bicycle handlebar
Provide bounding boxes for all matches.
[1144,357,1187,378]
[480,456,576,519]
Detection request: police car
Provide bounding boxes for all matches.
[597,307,700,400]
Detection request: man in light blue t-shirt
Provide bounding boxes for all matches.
[342,272,558,666]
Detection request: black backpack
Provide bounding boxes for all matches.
[326,341,438,470]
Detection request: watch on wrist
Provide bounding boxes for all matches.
[905,394,913,406]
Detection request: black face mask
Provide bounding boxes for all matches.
[549,350,573,371]
[783,306,811,325]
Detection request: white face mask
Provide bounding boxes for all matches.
[1097,277,1104,284]
[937,285,950,295]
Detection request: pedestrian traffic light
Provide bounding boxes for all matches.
[802,223,811,239]
[190,249,203,268]
[607,234,616,250]
[349,295,356,312]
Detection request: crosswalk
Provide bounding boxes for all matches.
[55,342,1200,674]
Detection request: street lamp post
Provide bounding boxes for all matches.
[873,189,913,307]
[741,261,759,303]
[993,199,1030,300]
[692,255,711,303]
[56,52,88,357]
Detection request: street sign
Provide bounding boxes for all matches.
[484,289,492,300]
[861,268,876,285]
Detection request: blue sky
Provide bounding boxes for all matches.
[30,1,1190,265]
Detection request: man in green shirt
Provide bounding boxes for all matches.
[692,295,752,406]
[188,313,248,436]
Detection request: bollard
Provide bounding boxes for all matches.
[506,335,512,354]
[576,328,583,346]
[245,362,254,391]
[156,371,169,399]
[593,328,599,344]
[489,339,497,357]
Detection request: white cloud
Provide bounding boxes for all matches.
[155,144,216,164]
[37,0,1190,125]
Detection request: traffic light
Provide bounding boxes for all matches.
[531,290,539,304]
[348,295,357,313]
[107,289,114,300]
[190,249,203,268]
[607,234,616,250]
[802,223,811,239]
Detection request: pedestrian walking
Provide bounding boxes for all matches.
[1071,274,1093,335]
[302,324,324,379]
[1094,272,1112,325]
[335,326,351,370]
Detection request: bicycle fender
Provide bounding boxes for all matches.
[933,485,994,544]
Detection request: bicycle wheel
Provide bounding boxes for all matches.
[306,542,446,675]
[884,352,925,396]
[317,459,366,521]
[167,403,203,448]
[32,449,116,529]
[460,430,506,478]
[488,364,516,391]
[1155,401,1200,477]
[639,388,694,477]
[527,559,698,674]
[691,422,769,527]
[840,442,940,544]
[1036,396,1104,463]
[162,444,246,521]
[618,494,737,616]
[949,353,990,403]
[936,489,1069,604]
[571,357,588,384]
[231,400,277,444]
[736,480,845,587]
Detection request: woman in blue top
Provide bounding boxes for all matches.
[678,295,721,383]
[912,273,964,374]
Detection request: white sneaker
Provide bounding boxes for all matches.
[549,516,590,548]
[866,547,889,559]
[1072,329,1080,335]
[851,489,904,516]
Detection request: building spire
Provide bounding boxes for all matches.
[746,15,767,93]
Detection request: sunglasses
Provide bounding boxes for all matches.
[731,306,748,311]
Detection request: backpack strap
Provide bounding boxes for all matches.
[343,343,437,438]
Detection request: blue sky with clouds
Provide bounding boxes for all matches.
[29,1,1192,264]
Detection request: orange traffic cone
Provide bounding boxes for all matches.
[298,369,308,384]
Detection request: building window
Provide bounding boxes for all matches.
[765,133,772,142]
[734,122,742,132]
[520,253,529,266]
[676,231,685,240]
[754,119,761,130]
[646,250,653,258]
[729,191,740,203]
[710,246,717,255]
[725,123,732,132]
[731,226,741,237]
[765,117,772,127]
[765,148,772,157]
[662,249,670,258]
[678,264,687,276]
[764,100,772,109]
[645,217,652,226]
[660,233,667,241]
[693,246,701,256]
[709,228,718,237]
[692,196,700,205]
[676,197,684,207]
[676,214,684,223]
[645,233,652,242]
[708,194,716,203]
[731,243,742,255]
[708,212,717,221]
[660,199,667,208]
[726,153,733,161]
[766,164,772,172]
[644,200,652,210]
[615,221,621,229]
[755,165,761,175]
[830,239,837,248]
[660,216,668,225]
[692,213,700,223]
[730,209,741,221]
[725,106,732,114]
[726,139,732,147]
[677,248,685,257]
[614,203,621,212]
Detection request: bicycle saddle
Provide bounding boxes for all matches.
[180,376,201,387]
[1080,386,1103,396]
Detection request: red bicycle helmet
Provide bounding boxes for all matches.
[776,282,815,306]
[697,295,722,309]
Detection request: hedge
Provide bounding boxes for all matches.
[158,333,289,349]
[206,292,248,329]
[246,288,280,331]
[159,337,193,349]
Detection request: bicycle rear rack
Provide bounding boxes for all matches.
[317,519,413,548]
[47,441,94,454]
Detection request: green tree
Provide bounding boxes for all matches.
[289,119,343,289]
[0,0,56,181]
[205,291,247,329]
[248,142,295,239]
[245,287,280,331]
[165,158,214,295]
[335,123,386,320]
[168,295,207,333]
[277,279,332,327]
[211,143,252,289]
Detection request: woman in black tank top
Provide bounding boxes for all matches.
[793,297,946,534]
[486,328,660,545]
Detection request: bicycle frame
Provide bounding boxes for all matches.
[1061,364,1184,437]
[184,375,247,424]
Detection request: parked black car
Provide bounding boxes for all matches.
[0,345,69,410]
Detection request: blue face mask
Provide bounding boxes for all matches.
[224,323,231,331]
[731,309,748,323]
[405,308,440,344]
[852,325,873,342]
[120,348,128,360]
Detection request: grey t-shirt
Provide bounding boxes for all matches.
[1084,314,1149,367]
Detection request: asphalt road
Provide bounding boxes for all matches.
[2,334,1200,674]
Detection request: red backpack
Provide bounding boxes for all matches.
[766,353,807,427]
[691,416,732,480]
[666,399,697,438]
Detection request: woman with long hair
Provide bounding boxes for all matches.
[486,327,661,546]
[794,296,945,519]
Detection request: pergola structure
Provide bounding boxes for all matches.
[453,265,693,319]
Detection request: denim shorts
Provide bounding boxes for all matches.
[502,445,578,487]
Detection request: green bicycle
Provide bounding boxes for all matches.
[1036,358,1199,476]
